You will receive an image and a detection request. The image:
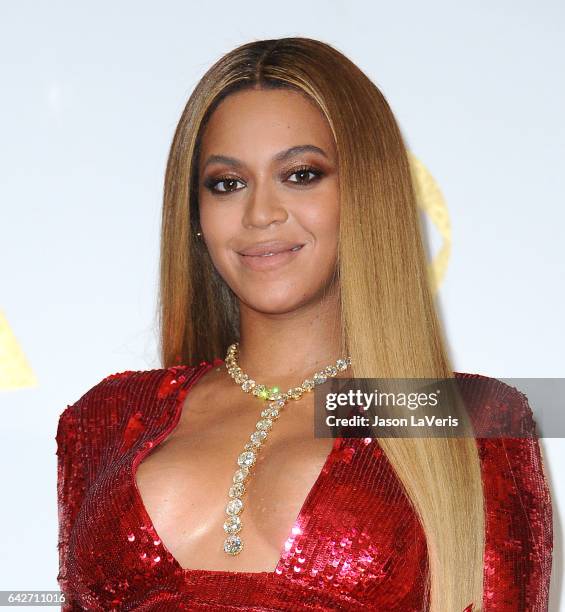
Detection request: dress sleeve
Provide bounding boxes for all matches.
[56,404,87,611]
[484,386,554,610]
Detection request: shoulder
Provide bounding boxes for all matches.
[57,368,161,428]
[56,362,212,444]
[454,371,551,502]
[453,372,550,506]
[453,371,537,437]
[55,360,221,479]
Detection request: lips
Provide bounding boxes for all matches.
[243,245,304,257]
[237,241,305,257]
[236,241,306,271]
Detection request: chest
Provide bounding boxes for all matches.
[134,391,337,572]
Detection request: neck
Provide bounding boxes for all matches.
[233,287,346,387]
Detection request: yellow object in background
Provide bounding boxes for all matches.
[408,152,452,294]
[0,309,37,390]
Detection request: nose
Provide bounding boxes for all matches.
[241,178,288,230]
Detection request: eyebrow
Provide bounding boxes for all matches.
[201,144,329,172]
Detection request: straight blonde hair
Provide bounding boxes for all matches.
[158,37,485,611]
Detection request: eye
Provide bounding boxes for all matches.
[286,165,324,186]
[204,176,246,195]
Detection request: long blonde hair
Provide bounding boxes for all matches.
[158,37,485,611]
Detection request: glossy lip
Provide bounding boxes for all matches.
[237,240,305,257]
[236,243,306,272]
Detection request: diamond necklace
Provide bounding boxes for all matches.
[221,342,352,556]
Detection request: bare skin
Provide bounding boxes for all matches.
[135,87,347,572]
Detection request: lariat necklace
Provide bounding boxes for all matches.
[221,342,352,556]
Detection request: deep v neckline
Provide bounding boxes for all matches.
[130,359,341,578]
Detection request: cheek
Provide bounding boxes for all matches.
[300,191,340,252]
[199,199,238,248]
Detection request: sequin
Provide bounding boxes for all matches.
[56,361,553,610]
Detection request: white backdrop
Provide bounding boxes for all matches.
[1,1,563,608]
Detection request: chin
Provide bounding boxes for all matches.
[237,287,314,315]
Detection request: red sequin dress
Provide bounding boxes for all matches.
[56,359,553,611]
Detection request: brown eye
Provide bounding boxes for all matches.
[286,166,323,186]
[204,176,245,194]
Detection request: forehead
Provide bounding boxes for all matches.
[199,88,336,158]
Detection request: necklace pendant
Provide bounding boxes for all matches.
[224,534,243,555]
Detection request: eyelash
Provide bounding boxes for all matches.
[203,164,324,195]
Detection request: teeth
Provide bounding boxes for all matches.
[258,245,302,257]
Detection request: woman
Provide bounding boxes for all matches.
[56,38,553,611]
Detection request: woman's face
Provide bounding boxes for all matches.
[197,87,339,314]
